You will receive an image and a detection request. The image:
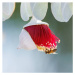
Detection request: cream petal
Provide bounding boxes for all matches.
[2,2,15,21]
[30,2,48,20]
[23,17,49,28]
[18,29,37,50]
[51,3,73,22]
[51,3,64,22]
[61,3,73,22]
[20,3,33,21]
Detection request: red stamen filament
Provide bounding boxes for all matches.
[24,24,60,50]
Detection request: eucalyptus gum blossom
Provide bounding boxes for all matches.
[18,17,60,54]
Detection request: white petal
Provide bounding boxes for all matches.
[2,2,15,21]
[20,3,33,21]
[51,3,64,22]
[30,2,48,20]
[61,3,73,22]
[51,3,73,22]
[18,29,37,50]
[23,17,49,28]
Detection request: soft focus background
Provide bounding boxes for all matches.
[2,3,73,73]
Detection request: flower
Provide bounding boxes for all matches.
[18,17,60,54]
[3,2,73,22]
